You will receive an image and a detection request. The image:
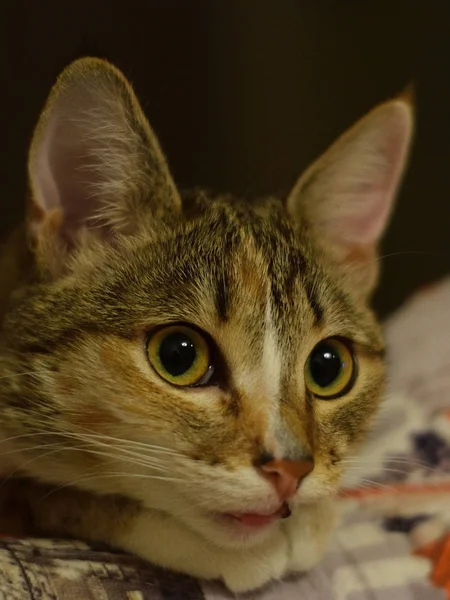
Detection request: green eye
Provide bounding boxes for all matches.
[305,338,355,399]
[147,325,212,387]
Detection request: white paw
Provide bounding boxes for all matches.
[219,530,290,593]
[284,501,335,574]
[118,509,289,591]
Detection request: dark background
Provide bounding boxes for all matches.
[2,1,449,316]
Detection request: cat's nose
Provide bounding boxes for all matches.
[258,457,314,500]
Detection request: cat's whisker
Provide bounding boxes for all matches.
[343,461,423,471]
[376,250,442,263]
[0,432,69,446]
[0,433,175,480]
[23,413,185,459]
[344,463,438,475]
[0,441,76,457]
[0,369,55,382]
[56,443,172,475]
[343,463,437,476]
[0,428,180,469]
[65,433,175,468]
[71,429,183,457]
[0,444,85,490]
[41,470,183,500]
[344,251,443,283]
[341,456,431,468]
[351,478,396,491]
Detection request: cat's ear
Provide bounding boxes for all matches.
[28,58,180,262]
[287,97,413,297]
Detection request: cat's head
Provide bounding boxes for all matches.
[2,59,412,547]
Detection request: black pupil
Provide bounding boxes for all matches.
[309,343,343,388]
[159,332,197,377]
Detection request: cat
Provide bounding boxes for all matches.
[0,58,413,592]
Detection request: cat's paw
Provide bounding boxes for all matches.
[116,508,289,591]
[284,501,335,574]
[219,530,290,592]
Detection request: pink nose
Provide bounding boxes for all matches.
[259,459,314,500]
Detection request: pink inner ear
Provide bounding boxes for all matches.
[31,119,61,213]
[28,58,182,255]
[326,183,394,246]
[321,101,413,247]
[30,91,116,243]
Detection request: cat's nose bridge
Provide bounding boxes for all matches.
[256,455,314,500]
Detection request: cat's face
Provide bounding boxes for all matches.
[0,59,412,548]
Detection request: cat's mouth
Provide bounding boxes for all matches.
[219,502,291,530]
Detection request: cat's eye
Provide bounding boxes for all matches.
[146,325,213,387]
[304,338,355,399]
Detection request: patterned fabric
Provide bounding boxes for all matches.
[0,537,204,600]
[1,278,450,599]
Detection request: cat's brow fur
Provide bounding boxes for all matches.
[0,58,412,592]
